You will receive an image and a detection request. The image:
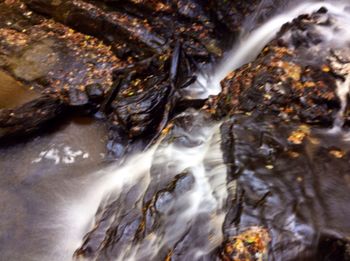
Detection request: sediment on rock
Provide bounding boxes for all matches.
[205,8,350,260]
[0,0,293,155]
[206,8,350,127]
[0,0,125,141]
[22,0,222,61]
[0,0,225,154]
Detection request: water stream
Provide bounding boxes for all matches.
[2,1,350,260]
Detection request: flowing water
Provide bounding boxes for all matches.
[2,1,350,260]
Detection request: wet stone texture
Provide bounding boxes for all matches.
[220,114,350,260]
[207,8,350,127]
[74,111,226,261]
[209,8,350,261]
[2,1,350,261]
[23,0,226,61]
[0,0,288,155]
[0,0,123,139]
[0,0,266,155]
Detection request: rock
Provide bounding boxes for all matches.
[74,111,221,261]
[0,0,296,155]
[207,9,350,127]
[103,43,200,158]
[206,8,350,260]
[23,0,222,61]
[219,113,350,260]
[0,0,226,155]
[0,1,121,139]
[0,1,122,102]
[0,95,66,139]
[86,83,104,102]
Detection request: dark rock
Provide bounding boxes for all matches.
[219,113,350,260]
[23,0,222,61]
[0,95,67,139]
[86,83,105,102]
[0,1,122,99]
[206,10,350,127]
[0,1,122,139]
[203,9,350,260]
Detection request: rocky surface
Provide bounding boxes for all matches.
[23,0,221,61]
[207,8,350,260]
[0,0,291,154]
[1,0,256,155]
[220,114,350,260]
[74,111,225,261]
[0,0,123,139]
[2,1,350,261]
[206,8,350,127]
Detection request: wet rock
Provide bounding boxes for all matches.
[317,235,350,261]
[23,0,222,61]
[86,83,105,102]
[207,9,350,127]
[74,111,224,260]
[0,95,67,139]
[0,5,121,102]
[219,113,350,260]
[203,9,350,260]
[208,0,291,38]
[0,0,223,155]
[0,0,297,156]
[104,44,200,158]
[0,1,122,139]
[24,0,168,59]
[74,170,196,260]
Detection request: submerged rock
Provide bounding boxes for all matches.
[0,95,66,139]
[74,111,226,261]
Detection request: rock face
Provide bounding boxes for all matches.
[0,0,123,139]
[207,8,350,127]
[207,8,350,260]
[23,0,221,61]
[0,0,289,154]
[2,0,265,155]
[74,111,225,261]
[219,114,350,260]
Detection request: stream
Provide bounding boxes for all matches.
[2,1,350,260]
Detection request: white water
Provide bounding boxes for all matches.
[191,1,350,99]
[117,120,227,260]
[17,1,350,260]
[37,116,226,261]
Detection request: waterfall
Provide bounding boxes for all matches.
[4,1,350,260]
